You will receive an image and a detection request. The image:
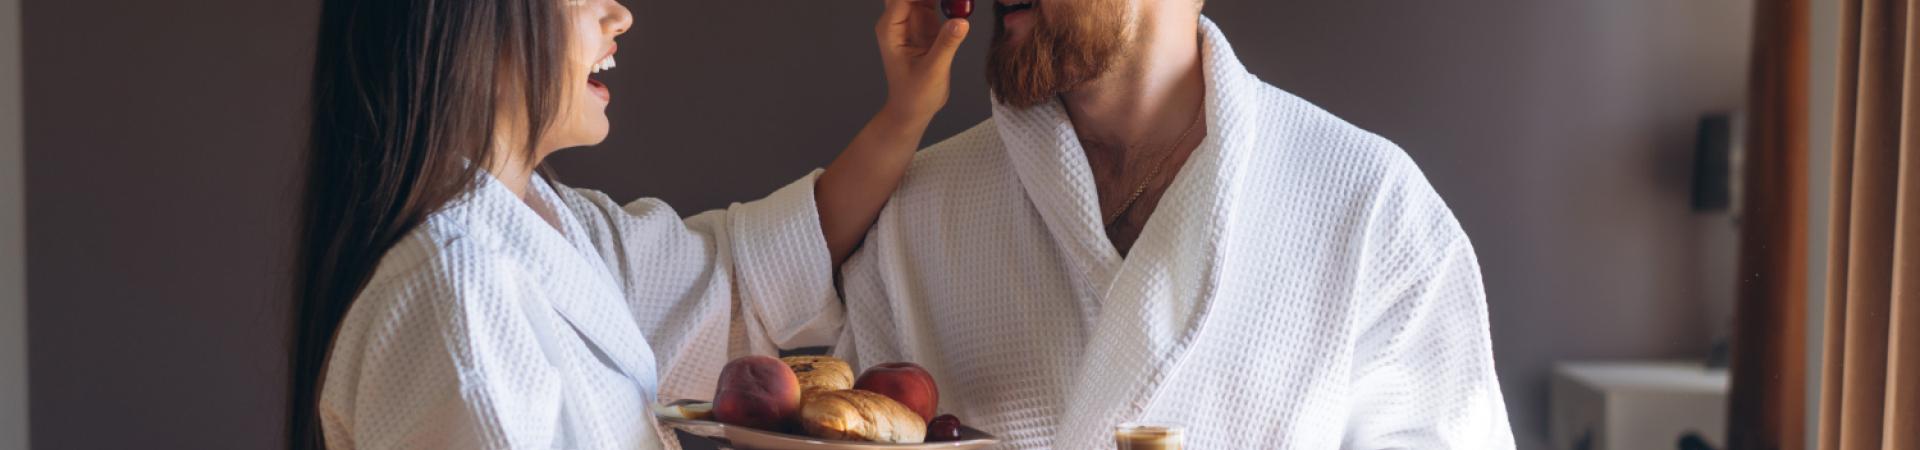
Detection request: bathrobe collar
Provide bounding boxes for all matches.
[457,172,661,397]
[991,17,1261,449]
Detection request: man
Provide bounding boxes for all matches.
[766,0,1515,447]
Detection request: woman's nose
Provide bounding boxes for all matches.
[606,0,634,36]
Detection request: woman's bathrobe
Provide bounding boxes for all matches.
[318,172,841,450]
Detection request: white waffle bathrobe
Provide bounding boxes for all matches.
[319,172,841,450]
[822,19,1516,449]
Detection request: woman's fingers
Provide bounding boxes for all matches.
[871,0,967,118]
[909,0,943,44]
[877,0,912,40]
[882,0,953,51]
[926,19,969,69]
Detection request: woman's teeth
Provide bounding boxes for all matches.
[591,55,617,74]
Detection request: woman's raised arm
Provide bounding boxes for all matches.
[815,0,970,266]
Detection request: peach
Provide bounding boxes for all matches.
[854,362,940,421]
[712,355,802,430]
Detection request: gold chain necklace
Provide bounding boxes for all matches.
[1103,112,1206,226]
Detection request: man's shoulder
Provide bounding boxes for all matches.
[892,120,1018,195]
[1237,80,1433,198]
[913,120,1004,166]
[853,119,1029,239]
[1247,82,1415,171]
[1234,80,1468,248]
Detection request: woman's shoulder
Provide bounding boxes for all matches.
[344,215,531,333]
[320,226,554,444]
[364,227,524,298]
[546,179,682,226]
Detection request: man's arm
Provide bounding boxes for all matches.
[1344,162,1515,449]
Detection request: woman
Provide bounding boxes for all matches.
[287,0,969,447]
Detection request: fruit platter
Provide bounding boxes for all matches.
[654,355,1000,450]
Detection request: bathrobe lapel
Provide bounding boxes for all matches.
[995,19,1265,448]
[475,175,661,399]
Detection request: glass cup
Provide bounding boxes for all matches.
[1114,423,1185,450]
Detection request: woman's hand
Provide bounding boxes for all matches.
[876,0,970,121]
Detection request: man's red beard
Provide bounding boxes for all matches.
[986,0,1133,109]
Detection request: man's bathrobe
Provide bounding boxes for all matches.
[319,172,842,450]
[818,19,1516,449]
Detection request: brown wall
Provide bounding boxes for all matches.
[22,0,312,448]
[22,1,1753,449]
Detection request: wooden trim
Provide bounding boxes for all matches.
[1728,0,1813,449]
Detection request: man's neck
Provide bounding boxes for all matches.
[1061,11,1205,154]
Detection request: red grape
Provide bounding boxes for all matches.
[927,414,964,442]
[942,0,973,19]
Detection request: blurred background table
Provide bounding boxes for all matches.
[1550,361,1730,450]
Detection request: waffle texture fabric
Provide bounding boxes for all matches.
[320,170,840,450]
[825,18,1517,450]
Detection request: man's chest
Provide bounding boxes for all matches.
[1082,142,1202,255]
[874,210,1362,388]
[880,277,1354,449]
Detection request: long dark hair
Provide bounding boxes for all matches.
[289,0,570,447]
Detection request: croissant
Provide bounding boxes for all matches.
[781,356,854,400]
[798,389,928,444]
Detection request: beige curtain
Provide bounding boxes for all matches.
[1819,0,1920,447]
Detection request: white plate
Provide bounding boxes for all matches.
[656,400,999,450]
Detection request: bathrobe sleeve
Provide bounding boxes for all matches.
[580,170,844,403]
[1343,162,1516,449]
[690,170,845,353]
[321,240,568,450]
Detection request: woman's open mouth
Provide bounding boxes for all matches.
[587,43,618,102]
